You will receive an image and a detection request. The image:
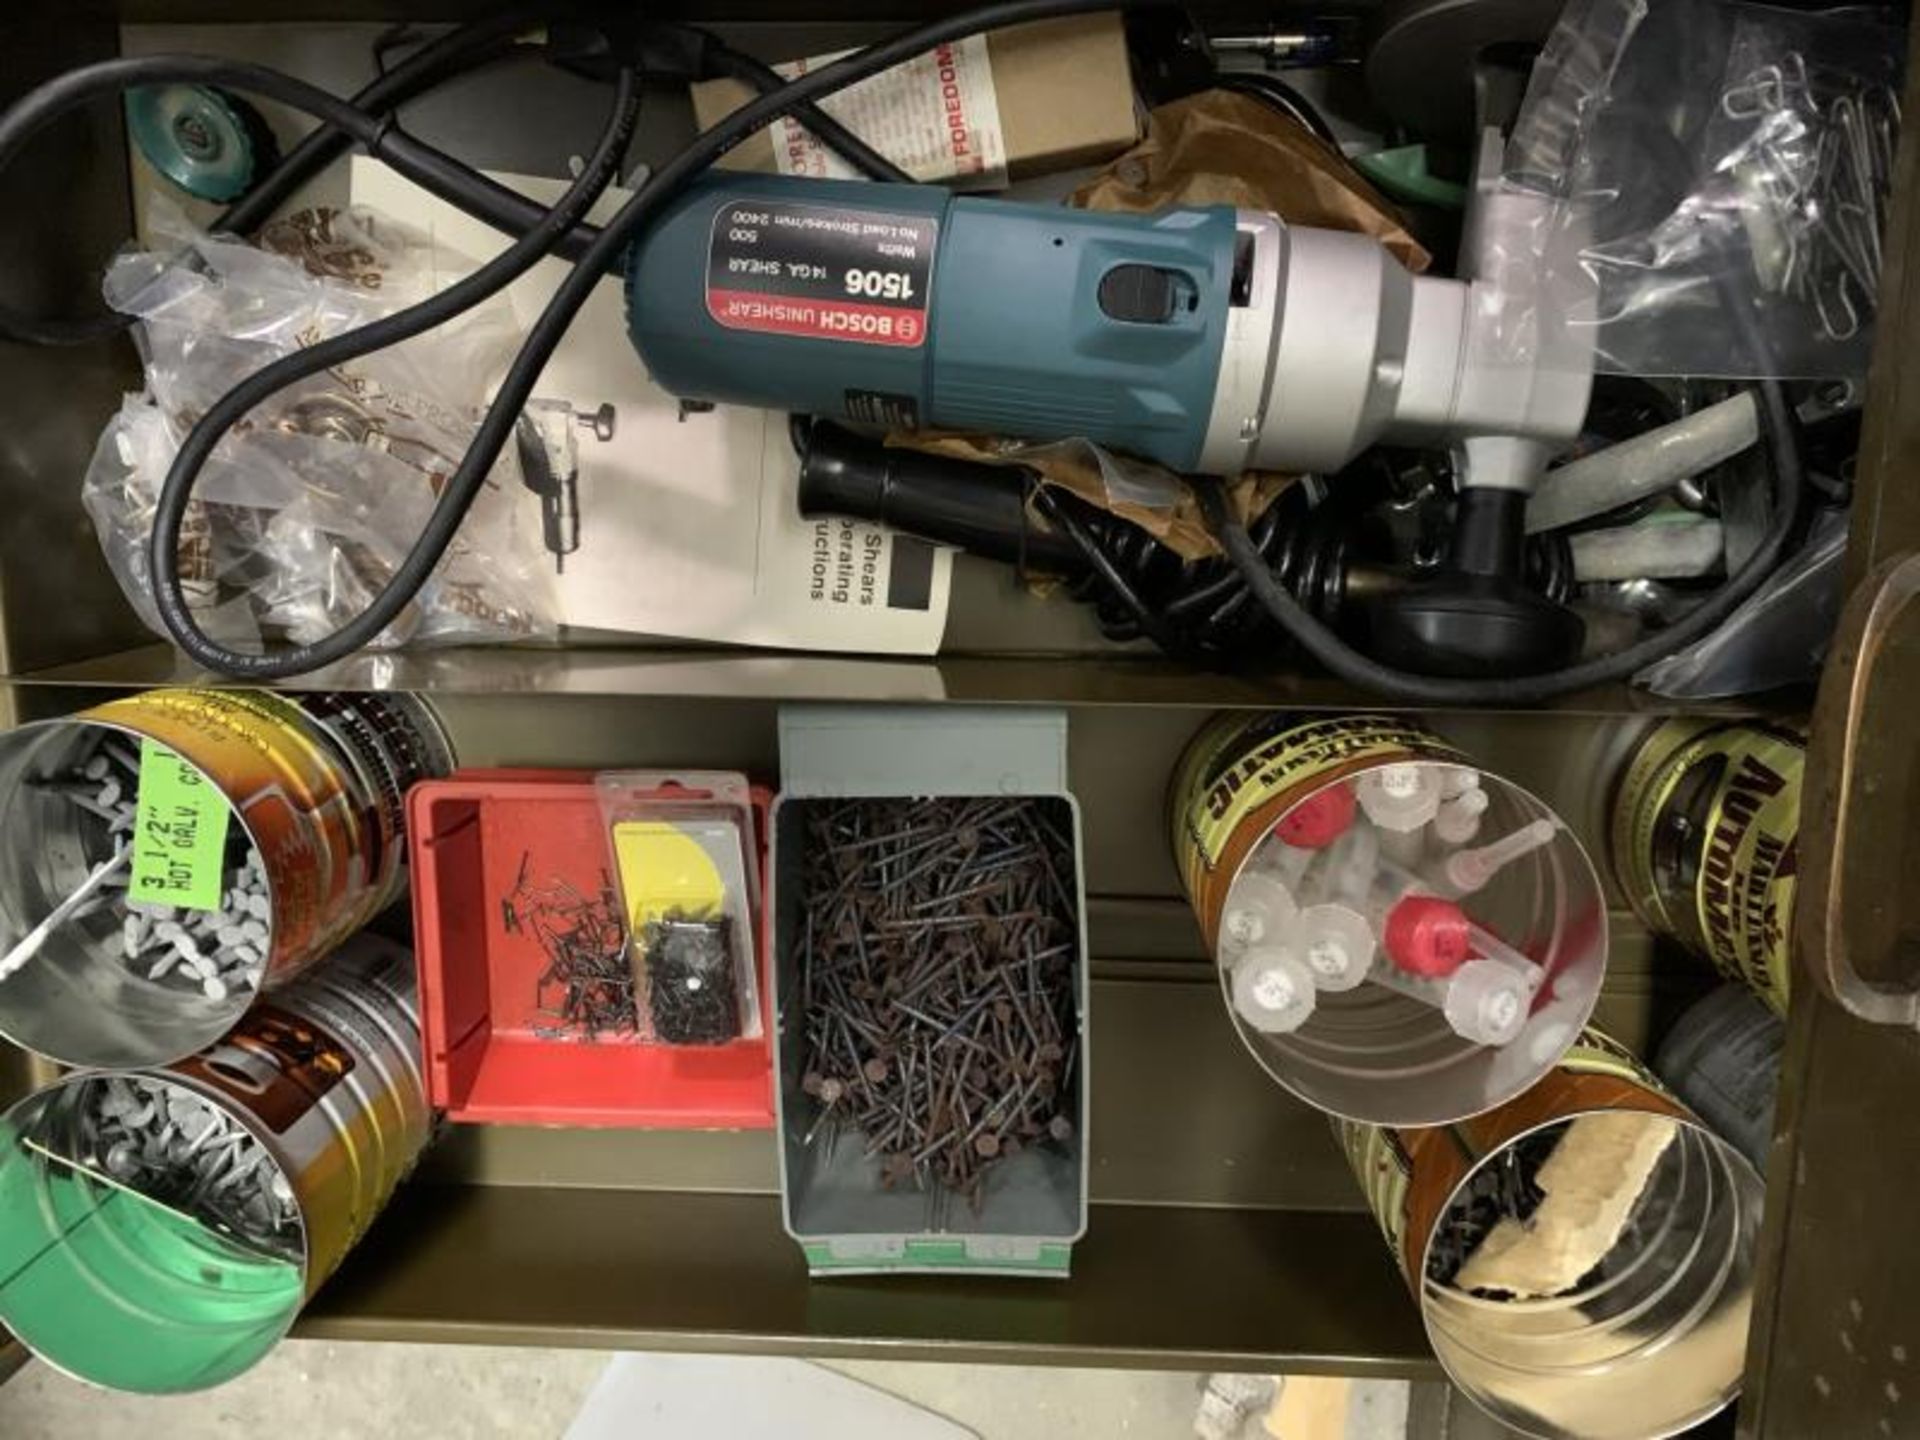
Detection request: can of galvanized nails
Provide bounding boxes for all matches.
[1336,1028,1764,1440]
[0,687,452,1067]
[1168,713,1608,1128]
[0,935,432,1394]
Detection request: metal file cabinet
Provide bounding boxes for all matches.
[2,7,1918,1435]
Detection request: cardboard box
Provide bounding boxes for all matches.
[691,14,1138,187]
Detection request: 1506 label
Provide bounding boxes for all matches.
[707,200,936,348]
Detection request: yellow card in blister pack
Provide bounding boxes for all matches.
[609,820,731,927]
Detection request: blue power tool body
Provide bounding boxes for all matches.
[624,175,1236,472]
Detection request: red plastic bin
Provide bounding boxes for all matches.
[407,770,776,1128]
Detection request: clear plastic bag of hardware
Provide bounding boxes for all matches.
[81,198,556,651]
[1507,0,1904,382]
[1636,505,1850,697]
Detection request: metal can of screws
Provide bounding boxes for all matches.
[0,687,452,1067]
[1337,1028,1764,1440]
[1169,713,1608,1127]
[1653,983,1783,1174]
[1608,719,1803,1015]
[0,935,432,1393]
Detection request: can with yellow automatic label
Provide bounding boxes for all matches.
[1609,720,1803,1015]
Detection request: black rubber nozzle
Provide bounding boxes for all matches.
[1368,486,1585,677]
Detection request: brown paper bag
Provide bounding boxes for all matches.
[1070,90,1429,272]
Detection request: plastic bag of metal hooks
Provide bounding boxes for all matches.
[1506,0,1904,382]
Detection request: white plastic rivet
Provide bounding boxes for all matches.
[1379,765,1421,798]
[1250,966,1297,1012]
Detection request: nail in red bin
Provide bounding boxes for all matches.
[1384,895,1472,978]
[1274,783,1356,849]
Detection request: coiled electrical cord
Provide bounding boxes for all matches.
[1036,480,1360,657]
[787,415,1366,662]
[1020,379,1682,660]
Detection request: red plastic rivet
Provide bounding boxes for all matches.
[1274,783,1357,849]
[1384,895,1471,978]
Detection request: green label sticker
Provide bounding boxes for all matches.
[128,740,231,913]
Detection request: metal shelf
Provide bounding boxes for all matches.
[3,8,1919,1429]
[301,1188,1436,1375]
[11,637,1798,716]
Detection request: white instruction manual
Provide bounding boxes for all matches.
[350,159,953,654]
[771,37,1008,187]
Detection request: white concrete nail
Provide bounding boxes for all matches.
[68,792,118,822]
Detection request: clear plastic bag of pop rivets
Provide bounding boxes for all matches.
[81,197,558,653]
[595,772,763,1045]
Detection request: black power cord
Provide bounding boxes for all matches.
[1195,89,1809,706]
[4,12,545,347]
[218,11,544,240]
[705,44,913,185]
[1205,72,1342,150]
[148,67,641,668]
[1,17,908,348]
[0,56,607,338]
[0,1,1146,679]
